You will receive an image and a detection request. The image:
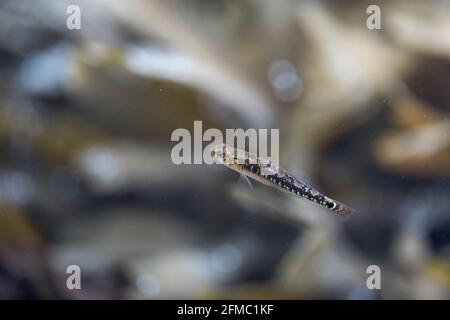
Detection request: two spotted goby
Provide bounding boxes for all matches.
[211,143,354,217]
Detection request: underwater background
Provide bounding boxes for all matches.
[0,0,449,299]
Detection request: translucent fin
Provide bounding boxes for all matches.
[331,200,355,221]
[238,173,253,190]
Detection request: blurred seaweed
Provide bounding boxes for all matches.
[0,0,449,299]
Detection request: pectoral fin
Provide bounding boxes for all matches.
[238,173,254,189]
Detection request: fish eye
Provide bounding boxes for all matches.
[211,150,216,158]
[326,201,336,210]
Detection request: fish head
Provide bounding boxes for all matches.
[210,143,234,164]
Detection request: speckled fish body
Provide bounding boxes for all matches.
[211,143,354,217]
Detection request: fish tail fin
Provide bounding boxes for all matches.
[332,200,355,220]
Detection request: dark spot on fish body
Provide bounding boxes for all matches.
[316,194,325,204]
[268,175,292,192]
[326,200,337,210]
[281,177,291,190]
[268,175,281,186]
[302,186,311,196]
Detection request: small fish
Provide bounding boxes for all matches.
[211,143,354,217]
